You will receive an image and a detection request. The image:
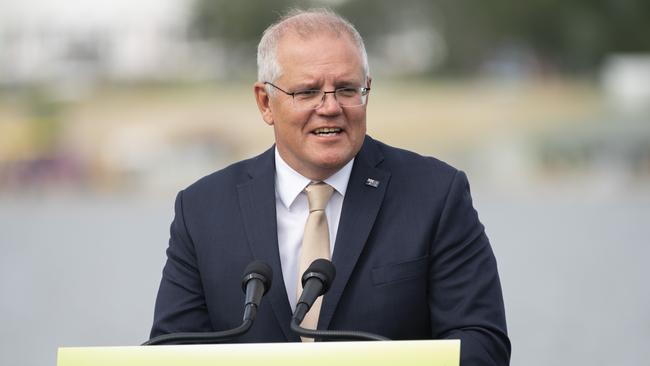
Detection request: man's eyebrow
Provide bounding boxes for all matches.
[289,77,363,90]
[290,82,319,90]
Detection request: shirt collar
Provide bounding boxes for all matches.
[274,147,354,209]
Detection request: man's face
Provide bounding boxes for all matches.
[255,33,370,180]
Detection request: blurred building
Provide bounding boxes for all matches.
[0,0,233,194]
[0,0,221,90]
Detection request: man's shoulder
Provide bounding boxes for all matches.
[367,137,469,206]
[368,137,459,180]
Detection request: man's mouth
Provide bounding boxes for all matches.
[312,127,342,136]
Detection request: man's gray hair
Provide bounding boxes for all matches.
[257,8,370,84]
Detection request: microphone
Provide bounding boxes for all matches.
[293,258,336,325]
[290,259,388,341]
[143,260,273,345]
[241,260,273,322]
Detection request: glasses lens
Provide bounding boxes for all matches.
[293,90,324,110]
[291,87,369,110]
[336,88,365,107]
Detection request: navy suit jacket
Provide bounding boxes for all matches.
[151,135,510,365]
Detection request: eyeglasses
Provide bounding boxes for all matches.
[264,81,370,110]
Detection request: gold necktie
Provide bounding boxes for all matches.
[297,181,334,339]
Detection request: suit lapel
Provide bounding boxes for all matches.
[319,137,390,330]
[236,147,299,341]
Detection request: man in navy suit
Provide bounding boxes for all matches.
[151,9,510,365]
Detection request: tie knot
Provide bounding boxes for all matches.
[305,182,334,212]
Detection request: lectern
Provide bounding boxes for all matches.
[58,339,460,366]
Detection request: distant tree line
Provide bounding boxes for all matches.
[190,0,650,76]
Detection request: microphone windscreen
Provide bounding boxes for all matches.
[302,258,336,292]
[242,260,273,294]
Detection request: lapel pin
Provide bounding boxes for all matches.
[365,178,380,188]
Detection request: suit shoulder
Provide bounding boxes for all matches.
[372,138,459,180]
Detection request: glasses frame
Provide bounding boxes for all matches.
[264,81,371,110]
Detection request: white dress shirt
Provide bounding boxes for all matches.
[274,148,353,311]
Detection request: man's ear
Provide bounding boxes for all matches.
[254,82,274,126]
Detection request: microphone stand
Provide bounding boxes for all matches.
[290,303,389,342]
[142,319,253,345]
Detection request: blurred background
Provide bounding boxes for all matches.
[1,0,649,365]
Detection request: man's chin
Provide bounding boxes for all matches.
[313,153,354,171]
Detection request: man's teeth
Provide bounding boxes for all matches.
[313,127,341,136]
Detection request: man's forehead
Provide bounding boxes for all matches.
[275,33,363,73]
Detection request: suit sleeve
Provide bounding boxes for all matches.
[149,190,213,339]
[429,170,511,365]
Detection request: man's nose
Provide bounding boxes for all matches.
[316,92,342,115]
